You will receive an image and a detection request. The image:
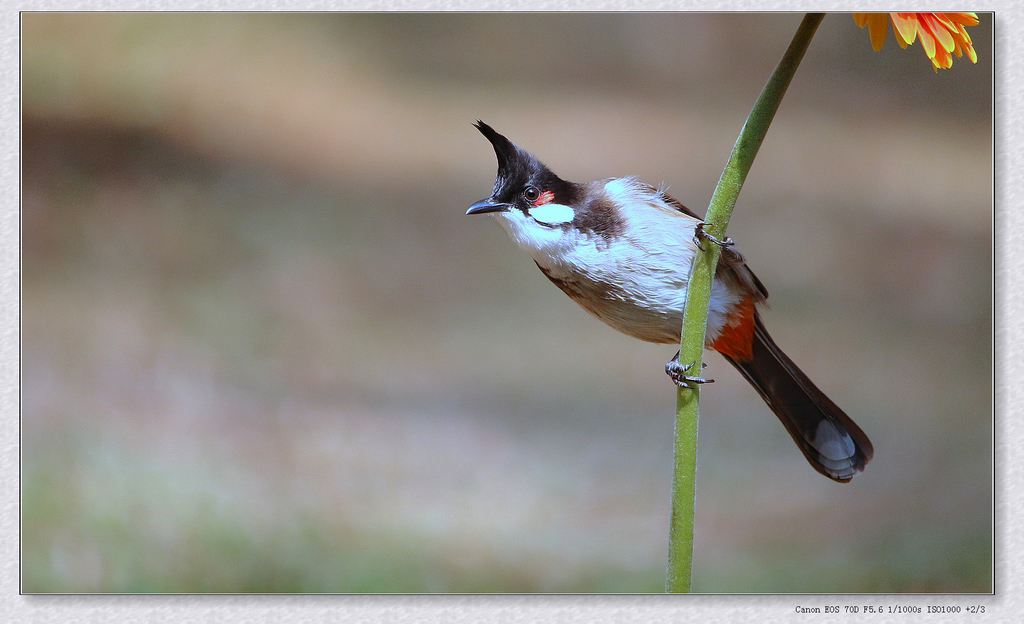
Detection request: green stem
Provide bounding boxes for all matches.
[665,12,825,594]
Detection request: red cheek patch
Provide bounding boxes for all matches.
[535,190,555,206]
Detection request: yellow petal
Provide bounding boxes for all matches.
[916,25,937,59]
[953,25,979,63]
[890,14,918,48]
[932,13,957,30]
[854,13,890,51]
[931,46,953,71]
[951,12,980,27]
[963,39,978,63]
[866,14,890,51]
[923,13,956,52]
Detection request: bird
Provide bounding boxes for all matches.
[466,120,872,482]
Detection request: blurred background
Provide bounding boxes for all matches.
[21,13,991,593]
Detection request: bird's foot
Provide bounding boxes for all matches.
[693,222,734,251]
[665,351,714,387]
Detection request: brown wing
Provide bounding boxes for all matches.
[650,184,703,220]
[655,184,769,301]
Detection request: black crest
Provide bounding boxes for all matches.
[473,121,577,207]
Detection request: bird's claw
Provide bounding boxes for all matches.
[665,356,714,387]
[693,222,734,251]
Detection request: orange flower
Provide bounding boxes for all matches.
[853,12,979,71]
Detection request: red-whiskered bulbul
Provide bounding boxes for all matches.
[467,121,872,482]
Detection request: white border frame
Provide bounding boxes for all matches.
[6,2,1017,622]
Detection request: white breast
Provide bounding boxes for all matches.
[492,178,744,344]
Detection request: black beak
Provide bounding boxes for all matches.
[467,198,510,215]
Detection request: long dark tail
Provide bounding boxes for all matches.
[720,316,873,482]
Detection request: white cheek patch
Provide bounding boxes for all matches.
[528,203,575,226]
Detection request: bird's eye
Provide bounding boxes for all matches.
[523,186,540,202]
